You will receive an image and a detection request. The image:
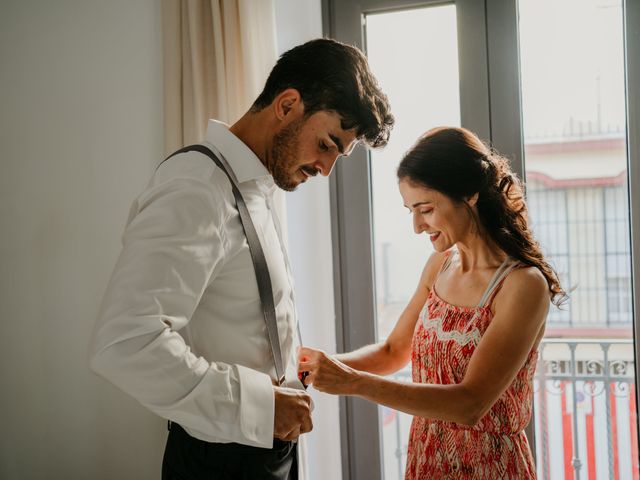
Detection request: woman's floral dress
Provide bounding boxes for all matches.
[406,252,538,479]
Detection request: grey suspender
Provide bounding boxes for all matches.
[161,144,290,386]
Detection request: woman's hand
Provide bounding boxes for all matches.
[298,347,362,396]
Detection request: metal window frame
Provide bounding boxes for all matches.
[624,0,640,435]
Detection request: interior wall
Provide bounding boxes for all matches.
[0,0,165,478]
[0,0,337,478]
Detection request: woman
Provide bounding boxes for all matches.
[298,127,566,479]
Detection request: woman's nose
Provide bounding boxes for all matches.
[413,214,426,234]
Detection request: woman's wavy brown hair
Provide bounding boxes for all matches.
[397,126,567,306]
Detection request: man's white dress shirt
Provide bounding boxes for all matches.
[90,120,305,450]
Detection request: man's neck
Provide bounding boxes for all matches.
[229,112,271,169]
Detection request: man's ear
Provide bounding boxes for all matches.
[274,88,303,120]
[466,192,479,207]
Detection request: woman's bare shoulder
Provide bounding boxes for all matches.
[498,265,550,307]
[508,265,547,287]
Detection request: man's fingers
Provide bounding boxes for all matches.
[301,415,313,435]
[299,391,312,405]
[276,426,299,441]
[273,386,313,442]
[283,427,301,442]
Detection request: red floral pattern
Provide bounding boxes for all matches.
[405,286,538,479]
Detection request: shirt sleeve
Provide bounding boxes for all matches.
[89,175,275,448]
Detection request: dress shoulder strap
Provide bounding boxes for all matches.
[477,258,520,308]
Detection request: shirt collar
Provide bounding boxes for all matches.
[204,119,271,184]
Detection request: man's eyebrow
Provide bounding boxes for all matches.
[329,134,345,155]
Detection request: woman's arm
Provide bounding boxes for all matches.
[299,266,549,426]
[331,252,445,375]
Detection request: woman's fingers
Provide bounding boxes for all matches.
[297,348,347,393]
[303,371,316,385]
[298,346,324,361]
[297,346,314,359]
[298,349,319,387]
[298,358,318,369]
[298,347,324,375]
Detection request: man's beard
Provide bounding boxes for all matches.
[270,118,305,192]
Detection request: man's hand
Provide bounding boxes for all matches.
[273,386,313,441]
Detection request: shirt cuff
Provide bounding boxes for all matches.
[237,364,275,448]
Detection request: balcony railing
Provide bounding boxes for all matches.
[534,338,637,480]
[380,338,638,480]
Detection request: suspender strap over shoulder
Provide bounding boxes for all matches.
[160,144,287,386]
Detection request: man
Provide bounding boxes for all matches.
[89,38,393,479]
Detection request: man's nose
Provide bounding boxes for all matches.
[314,155,339,177]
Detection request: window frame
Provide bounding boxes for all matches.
[625,0,640,448]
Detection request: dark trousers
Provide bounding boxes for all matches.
[162,423,298,480]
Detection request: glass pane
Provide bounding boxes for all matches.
[518,0,638,477]
[365,5,460,479]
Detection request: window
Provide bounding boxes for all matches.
[527,180,571,324]
[519,0,637,476]
[324,0,640,478]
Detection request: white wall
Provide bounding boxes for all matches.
[274,2,344,480]
[0,0,165,478]
[0,1,336,478]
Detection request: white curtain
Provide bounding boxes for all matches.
[162,0,278,154]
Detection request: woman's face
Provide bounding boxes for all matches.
[398,179,475,252]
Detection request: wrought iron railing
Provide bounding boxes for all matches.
[534,338,637,480]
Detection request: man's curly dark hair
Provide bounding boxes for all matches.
[252,38,394,148]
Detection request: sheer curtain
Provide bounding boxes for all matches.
[162,0,278,154]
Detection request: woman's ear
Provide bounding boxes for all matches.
[466,192,479,207]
